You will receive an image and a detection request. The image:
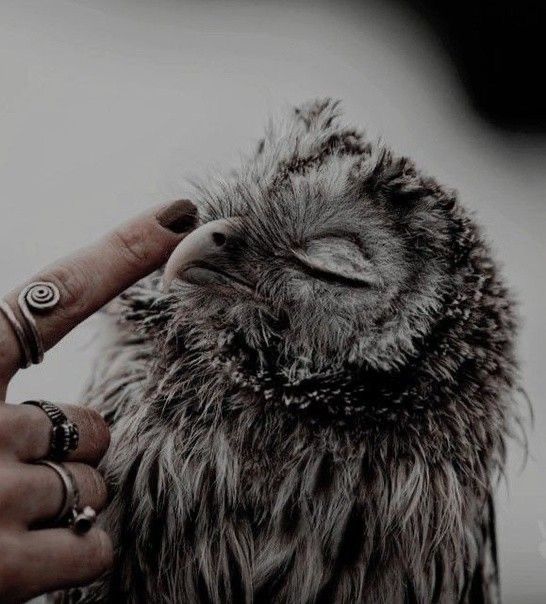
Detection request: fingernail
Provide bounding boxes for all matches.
[156,199,198,234]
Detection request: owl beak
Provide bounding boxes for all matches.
[162,217,246,292]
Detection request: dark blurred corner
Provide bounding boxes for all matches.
[401,0,546,133]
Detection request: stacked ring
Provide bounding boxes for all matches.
[22,400,79,460]
[23,401,96,533]
[1,283,100,536]
[0,281,60,368]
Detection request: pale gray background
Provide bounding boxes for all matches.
[0,1,544,602]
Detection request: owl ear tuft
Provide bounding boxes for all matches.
[293,98,342,132]
[292,237,379,286]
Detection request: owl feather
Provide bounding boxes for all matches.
[62,100,521,603]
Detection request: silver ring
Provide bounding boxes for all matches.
[0,299,32,368]
[0,281,60,368]
[18,281,60,364]
[22,400,79,460]
[37,460,79,523]
[72,506,98,534]
[36,460,96,534]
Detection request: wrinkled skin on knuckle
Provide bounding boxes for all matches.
[109,223,152,268]
[35,262,90,318]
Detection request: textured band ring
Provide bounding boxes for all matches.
[22,400,79,459]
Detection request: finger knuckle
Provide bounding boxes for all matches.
[110,224,151,268]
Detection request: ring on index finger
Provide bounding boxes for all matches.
[0,281,60,367]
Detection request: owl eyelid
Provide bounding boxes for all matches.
[290,250,377,288]
[307,231,366,251]
[289,235,379,288]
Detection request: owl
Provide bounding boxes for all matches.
[69,100,521,603]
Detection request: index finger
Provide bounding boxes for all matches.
[0,199,197,380]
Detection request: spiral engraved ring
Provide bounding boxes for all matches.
[0,281,60,367]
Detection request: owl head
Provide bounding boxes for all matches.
[159,99,465,377]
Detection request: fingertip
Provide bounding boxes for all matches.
[0,199,200,376]
[87,407,111,457]
[155,199,199,234]
[17,527,116,599]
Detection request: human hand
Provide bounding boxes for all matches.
[0,199,197,602]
